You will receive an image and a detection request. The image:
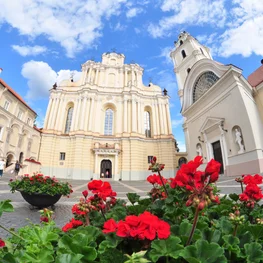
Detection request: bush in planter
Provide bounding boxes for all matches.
[9,173,73,196]
[1,157,263,262]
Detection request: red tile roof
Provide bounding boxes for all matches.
[0,78,37,115]
[247,64,263,87]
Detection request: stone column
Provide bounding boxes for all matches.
[88,97,95,131]
[55,96,64,131]
[124,70,127,86]
[94,152,98,179]
[57,97,66,132]
[17,133,24,148]
[166,103,172,135]
[79,96,87,130]
[123,98,128,132]
[87,67,92,83]
[71,98,79,131]
[116,101,122,135]
[162,103,168,135]
[50,98,59,130]
[95,69,99,85]
[132,99,137,132]
[94,98,101,133]
[115,154,119,180]
[44,97,53,129]
[219,124,228,166]
[152,103,157,136]
[137,100,142,134]
[84,97,90,131]
[158,102,164,135]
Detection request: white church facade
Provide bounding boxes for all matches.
[170,32,263,176]
[39,52,177,180]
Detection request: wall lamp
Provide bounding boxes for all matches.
[198,136,204,143]
[220,122,228,132]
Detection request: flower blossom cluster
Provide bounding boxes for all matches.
[239,174,263,208]
[170,156,221,210]
[103,211,170,241]
[147,174,167,186]
[148,157,165,172]
[62,218,83,232]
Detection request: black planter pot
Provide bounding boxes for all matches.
[19,191,62,208]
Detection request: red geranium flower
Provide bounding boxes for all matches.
[82,190,88,198]
[0,238,5,247]
[103,218,118,233]
[243,174,263,185]
[62,222,74,232]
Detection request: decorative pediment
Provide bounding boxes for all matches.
[199,117,224,133]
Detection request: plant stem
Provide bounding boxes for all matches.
[0,224,25,241]
[186,206,200,246]
[166,256,169,263]
[157,171,169,197]
[85,214,90,226]
[241,182,244,193]
[100,209,106,221]
[233,224,238,236]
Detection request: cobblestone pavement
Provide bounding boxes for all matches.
[0,174,243,238]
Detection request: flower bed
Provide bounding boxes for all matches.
[1,157,263,262]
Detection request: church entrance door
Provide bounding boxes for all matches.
[100,159,112,178]
[212,140,224,174]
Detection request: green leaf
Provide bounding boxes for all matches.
[215,217,233,234]
[2,253,20,263]
[100,248,127,263]
[55,254,83,263]
[124,251,151,263]
[202,228,221,243]
[244,242,263,263]
[181,240,227,263]
[98,238,120,254]
[228,193,239,202]
[149,236,184,262]
[248,225,263,241]
[0,200,14,217]
[222,234,240,254]
[126,193,140,205]
[237,230,252,248]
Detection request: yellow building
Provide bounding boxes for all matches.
[39,52,177,180]
[0,79,41,168]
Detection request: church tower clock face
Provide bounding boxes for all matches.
[193,71,219,103]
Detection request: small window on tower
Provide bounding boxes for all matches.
[200,48,204,55]
[148,156,153,164]
[182,50,186,59]
[59,152,66,161]
[180,40,183,46]
[187,68,191,74]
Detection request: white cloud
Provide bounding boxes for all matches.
[145,67,157,72]
[148,0,226,38]
[21,60,81,100]
[126,7,143,18]
[171,118,183,128]
[176,140,186,152]
[154,46,173,65]
[12,45,47,56]
[134,28,141,34]
[218,1,263,57]
[113,22,127,31]
[0,0,127,57]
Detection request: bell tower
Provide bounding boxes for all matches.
[170,31,212,105]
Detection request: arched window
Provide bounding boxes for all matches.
[144,111,151,138]
[181,50,186,59]
[187,68,191,74]
[64,107,74,133]
[104,109,113,135]
[193,71,219,103]
[180,40,183,46]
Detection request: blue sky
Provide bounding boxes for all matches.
[0,0,263,152]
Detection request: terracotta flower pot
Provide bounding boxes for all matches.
[19,191,62,208]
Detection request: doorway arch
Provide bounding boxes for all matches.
[6,153,15,167]
[100,159,112,178]
[178,157,187,168]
